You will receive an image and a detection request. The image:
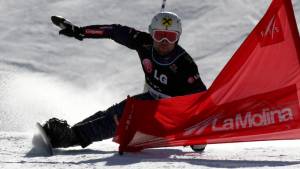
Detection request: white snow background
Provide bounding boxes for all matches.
[1,0,300,168]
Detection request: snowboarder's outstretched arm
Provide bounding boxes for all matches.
[51,16,152,50]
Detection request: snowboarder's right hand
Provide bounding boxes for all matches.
[51,16,84,41]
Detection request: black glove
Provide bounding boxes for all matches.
[59,27,83,41]
[51,16,84,41]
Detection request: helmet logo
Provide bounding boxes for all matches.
[162,17,173,27]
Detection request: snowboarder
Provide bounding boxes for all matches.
[42,12,207,151]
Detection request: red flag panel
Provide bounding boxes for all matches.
[114,0,300,153]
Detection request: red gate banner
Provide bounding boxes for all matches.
[114,0,300,152]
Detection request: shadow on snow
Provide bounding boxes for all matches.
[24,147,300,168]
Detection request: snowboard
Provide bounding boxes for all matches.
[35,122,54,156]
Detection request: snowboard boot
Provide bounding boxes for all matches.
[42,118,80,148]
[190,144,206,153]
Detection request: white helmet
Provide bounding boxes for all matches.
[149,11,182,37]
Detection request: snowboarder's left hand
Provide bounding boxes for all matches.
[51,16,84,41]
[59,27,83,41]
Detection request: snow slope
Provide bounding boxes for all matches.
[0,0,300,168]
[1,132,300,169]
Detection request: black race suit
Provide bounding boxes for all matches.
[72,24,207,148]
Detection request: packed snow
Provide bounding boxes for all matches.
[1,0,300,168]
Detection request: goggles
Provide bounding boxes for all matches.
[152,30,179,44]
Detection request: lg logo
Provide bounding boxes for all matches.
[154,70,168,85]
